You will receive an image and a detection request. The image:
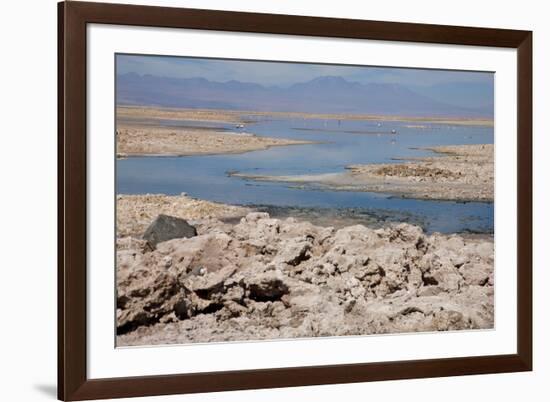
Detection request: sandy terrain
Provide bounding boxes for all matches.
[118,106,247,124]
[118,105,493,127]
[117,194,252,237]
[116,210,493,346]
[231,144,494,202]
[116,124,315,157]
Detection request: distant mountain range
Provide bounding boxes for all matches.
[116,73,493,118]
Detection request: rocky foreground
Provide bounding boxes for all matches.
[117,212,494,346]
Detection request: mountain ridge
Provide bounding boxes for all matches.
[116,73,493,118]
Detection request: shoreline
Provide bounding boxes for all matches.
[117,141,320,158]
[116,124,317,158]
[117,194,494,237]
[118,105,494,127]
[230,144,494,202]
[116,194,252,238]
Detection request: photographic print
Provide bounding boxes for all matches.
[115,54,495,347]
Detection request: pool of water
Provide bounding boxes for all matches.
[116,117,494,234]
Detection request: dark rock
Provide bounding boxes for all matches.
[143,214,197,248]
[246,271,289,302]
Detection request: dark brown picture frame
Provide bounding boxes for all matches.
[58,1,532,400]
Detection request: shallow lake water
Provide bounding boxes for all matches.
[117,117,494,234]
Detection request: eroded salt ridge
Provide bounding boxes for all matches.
[116,212,494,346]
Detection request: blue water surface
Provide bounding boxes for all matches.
[117,117,494,234]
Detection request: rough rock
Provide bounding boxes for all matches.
[245,270,289,302]
[459,262,491,286]
[117,212,494,345]
[116,254,185,333]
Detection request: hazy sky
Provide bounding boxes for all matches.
[117,54,493,89]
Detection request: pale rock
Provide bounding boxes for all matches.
[116,215,494,346]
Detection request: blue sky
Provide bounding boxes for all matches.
[117,54,493,88]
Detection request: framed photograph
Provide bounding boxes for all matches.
[58,1,532,400]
